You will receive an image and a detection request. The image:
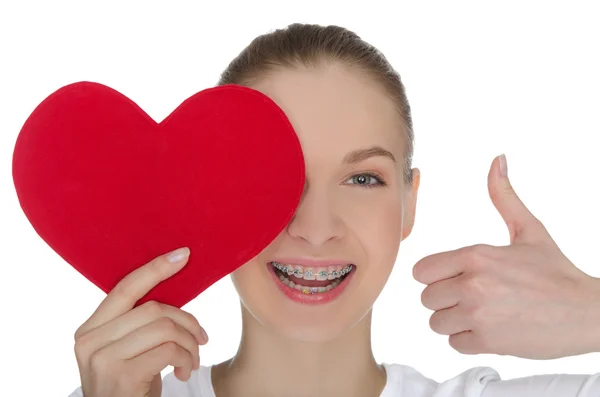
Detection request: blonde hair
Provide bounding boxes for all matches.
[218,23,414,184]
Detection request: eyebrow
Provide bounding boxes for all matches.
[342,146,397,164]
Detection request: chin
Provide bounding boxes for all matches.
[232,256,390,343]
[239,291,378,344]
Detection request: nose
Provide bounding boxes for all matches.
[286,182,345,246]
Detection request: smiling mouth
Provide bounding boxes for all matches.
[268,261,354,294]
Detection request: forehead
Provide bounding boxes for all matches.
[250,63,405,161]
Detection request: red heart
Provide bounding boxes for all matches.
[12,82,305,308]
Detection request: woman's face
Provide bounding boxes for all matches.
[230,62,420,342]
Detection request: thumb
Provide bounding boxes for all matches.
[488,154,546,244]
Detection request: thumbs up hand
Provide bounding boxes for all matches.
[413,155,600,359]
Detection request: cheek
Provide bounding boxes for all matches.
[351,194,403,253]
[230,261,267,301]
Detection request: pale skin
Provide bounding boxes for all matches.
[414,157,600,359]
[73,62,600,397]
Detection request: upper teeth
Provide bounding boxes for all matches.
[271,262,353,281]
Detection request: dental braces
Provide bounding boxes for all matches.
[276,273,342,295]
[272,262,353,279]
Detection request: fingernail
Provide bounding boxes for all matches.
[167,247,190,264]
[499,154,508,177]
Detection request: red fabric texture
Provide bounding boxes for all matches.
[12,82,305,308]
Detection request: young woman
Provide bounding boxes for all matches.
[69,24,599,397]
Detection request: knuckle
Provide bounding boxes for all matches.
[449,333,475,354]
[110,281,133,302]
[74,320,95,341]
[73,326,83,341]
[89,349,112,374]
[183,310,202,330]
[73,333,92,359]
[536,219,549,234]
[467,305,487,326]
[157,316,178,332]
[73,326,88,343]
[73,341,87,361]
[163,341,180,357]
[465,244,491,269]
[470,243,489,254]
[488,186,503,204]
[143,300,164,317]
[148,256,169,276]
[461,274,487,301]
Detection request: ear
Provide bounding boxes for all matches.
[401,168,420,241]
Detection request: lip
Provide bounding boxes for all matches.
[267,262,355,305]
[270,257,354,268]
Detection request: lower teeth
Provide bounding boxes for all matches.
[275,269,346,294]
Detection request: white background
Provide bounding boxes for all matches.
[1,1,599,395]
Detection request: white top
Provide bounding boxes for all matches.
[68,363,600,396]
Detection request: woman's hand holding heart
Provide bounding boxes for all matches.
[73,247,208,397]
[413,156,600,359]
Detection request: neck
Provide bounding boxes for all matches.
[211,305,386,397]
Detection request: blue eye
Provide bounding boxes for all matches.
[346,172,386,189]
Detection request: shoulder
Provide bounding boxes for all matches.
[383,363,600,396]
[381,363,500,397]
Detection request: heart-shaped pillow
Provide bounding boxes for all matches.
[12,82,305,308]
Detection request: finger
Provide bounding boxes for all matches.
[448,330,486,355]
[413,248,467,285]
[127,341,194,382]
[487,155,545,244]
[101,317,200,371]
[429,306,470,336]
[80,301,208,354]
[421,277,461,311]
[79,247,191,334]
